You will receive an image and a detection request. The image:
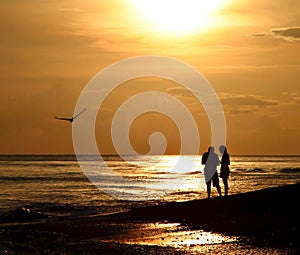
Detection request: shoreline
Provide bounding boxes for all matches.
[1,183,299,254]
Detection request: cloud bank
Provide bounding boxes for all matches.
[249,27,300,42]
[270,27,300,42]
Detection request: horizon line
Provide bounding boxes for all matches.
[0,153,299,157]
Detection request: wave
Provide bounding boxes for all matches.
[279,168,300,173]
[153,171,172,175]
[246,168,266,173]
[233,168,247,171]
[0,162,78,169]
[170,190,200,196]
[232,168,265,172]
[0,155,77,162]
[186,171,202,175]
[0,176,87,182]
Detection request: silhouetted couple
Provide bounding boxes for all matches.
[201,145,230,199]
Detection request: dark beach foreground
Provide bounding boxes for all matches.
[1,183,299,254]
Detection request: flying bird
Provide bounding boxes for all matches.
[55,108,86,123]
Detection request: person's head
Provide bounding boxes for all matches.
[208,146,214,153]
[219,145,227,154]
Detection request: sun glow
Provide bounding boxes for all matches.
[130,0,229,36]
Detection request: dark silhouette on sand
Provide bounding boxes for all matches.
[219,145,230,196]
[1,184,299,254]
[55,108,86,123]
[202,146,222,199]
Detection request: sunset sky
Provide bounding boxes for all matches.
[1,0,299,155]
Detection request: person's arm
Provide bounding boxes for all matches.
[201,153,207,164]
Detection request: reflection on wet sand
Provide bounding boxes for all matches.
[111,222,237,249]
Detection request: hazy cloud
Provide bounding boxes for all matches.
[219,93,278,107]
[228,105,260,115]
[270,27,300,42]
[282,91,300,104]
[218,93,279,115]
[282,91,300,97]
[248,32,268,37]
[248,27,300,42]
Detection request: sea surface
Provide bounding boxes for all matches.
[0,155,299,217]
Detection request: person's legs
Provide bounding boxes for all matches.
[223,178,228,196]
[206,181,211,199]
[216,184,222,196]
[212,172,222,197]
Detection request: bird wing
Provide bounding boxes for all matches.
[55,117,72,122]
[73,108,86,120]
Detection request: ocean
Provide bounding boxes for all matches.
[0,155,299,217]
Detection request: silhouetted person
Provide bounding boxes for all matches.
[219,145,230,196]
[202,146,222,199]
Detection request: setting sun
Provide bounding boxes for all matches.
[130,0,229,36]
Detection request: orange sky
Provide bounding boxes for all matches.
[0,0,299,155]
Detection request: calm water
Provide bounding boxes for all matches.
[0,155,299,216]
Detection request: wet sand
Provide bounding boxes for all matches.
[1,183,299,254]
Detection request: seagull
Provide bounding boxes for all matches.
[55,108,86,123]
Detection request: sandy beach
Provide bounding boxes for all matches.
[1,183,299,254]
